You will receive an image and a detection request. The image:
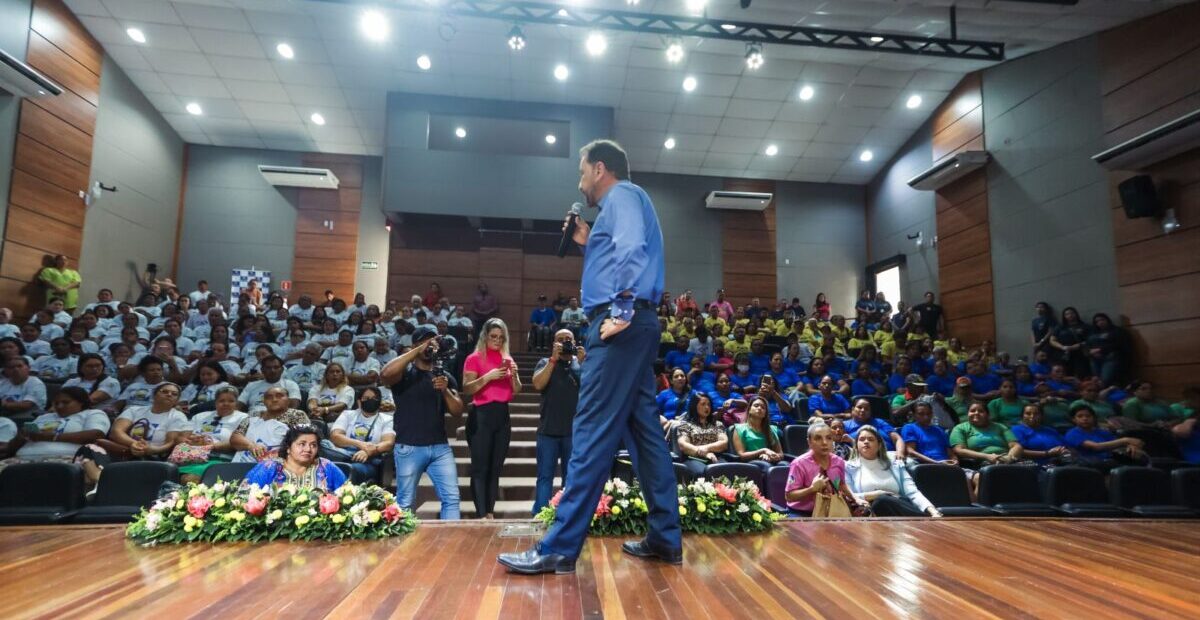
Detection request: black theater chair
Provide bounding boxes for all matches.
[0,462,85,525]
[673,462,693,484]
[1110,466,1197,518]
[910,464,995,517]
[73,461,179,524]
[784,424,809,456]
[1171,468,1200,512]
[200,462,256,486]
[1044,466,1124,518]
[767,465,789,512]
[705,462,766,496]
[977,465,1061,516]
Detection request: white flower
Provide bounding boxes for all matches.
[212,481,228,494]
[603,481,613,494]
[736,503,750,513]
[618,499,629,508]
[144,512,162,531]
[613,479,629,494]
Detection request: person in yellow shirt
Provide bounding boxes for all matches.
[659,317,676,344]
[872,321,896,347]
[703,313,728,334]
[946,337,967,366]
[725,326,752,358]
[677,317,697,340]
[828,315,850,342]
[730,308,751,331]
[847,325,874,358]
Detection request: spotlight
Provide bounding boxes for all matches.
[664,137,676,149]
[385,221,392,232]
[507,24,526,51]
[126,27,146,43]
[185,102,202,115]
[686,0,707,11]
[311,112,326,126]
[798,85,815,101]
[455,126,467,138]
[554,64,569,81]
[905,94,922,109]
[545,134,557,144]
[585,32,607,56]
[764,144,778,156]
[859,149,874,162]
[665,39,684,64]
[360,10,389,42]
[870,36,884,43]
[276,43,294,59]
[682,75,697,92]
[745,43,764,70]
[416,54,432,70]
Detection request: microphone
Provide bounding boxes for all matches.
[557,202,584,258]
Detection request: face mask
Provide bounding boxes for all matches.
[361,398,381,413]
[737,364,750,373]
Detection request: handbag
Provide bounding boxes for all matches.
[168,442,212,465]
[812,489,853,518]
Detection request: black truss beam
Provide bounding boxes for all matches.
[318,0,1006,62]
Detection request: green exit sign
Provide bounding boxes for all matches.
[360,261,378,270]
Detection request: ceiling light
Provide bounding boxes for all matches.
[745,42,764,70]
[665,39,684,64]
[311,112,326,126]
[185,102,202,115]
[276,43,294,59]
[455,126,466,138]
[626,0,640,5]
[507,24,526,51]
[554,64,569,81]
[585,32,607,56]
[686,0,707,11]
[870,36,884,43]
[721,24,737,31]
[557,8,568,17]
[764,144,778,156]
[906,94,922,109]
[798,84,814,101]
[416,54,432,70]
[126,27,146,43]
[682,75,697,92]
[859,149,874,162]
[664,137,676,149]
[545,134,557,144]
[360,10,389,42]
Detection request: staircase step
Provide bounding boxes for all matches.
[454,426,539,441]
[450,439,538,458]
[413,475,561,504]
[415,500,537,520]
[455,457,539,477]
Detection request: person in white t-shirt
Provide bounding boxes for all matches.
[179,360,234,413]
[284,344,326,395]
[0,386,109,471]
[177,386,249,483]
[29,309,66,342]
[0,308,20,340]
[319,386,395,483]
[347,341,381,386]
[31,337,78,382]
[19,323,50,359]
[306,362,355,423]
[288,294,317,325]
[237,355,301,414]
[370,337,397,366]
[230,386,310,463]
[63,353,122,410]
[113,357,166,413]
[0,357,47,421]
[321,330,355,367]
[188,280,211,306]
[79,383,188,488]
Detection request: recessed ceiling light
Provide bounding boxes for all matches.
[276,43,294,59]
[455,126,467,138]
[870,36,884,43]
[664,137,676,149]
[798,84,815,101]
[507,24,526,51]
[686,0,707,11]
[545,134,557,144]
[585,32,607,56]
[557,8,568,17]
[665,40,684,64]
[765,144,778,156]
[126,27,146,44]
[626,0,639,5]
[417,54,432,70]
[311,112,326,126]
[360,10,389,42]
[859,149,874,162]
[906,94,922,109]
[682,75,697,92]
[554,64,569,81]
[185,102,202,115]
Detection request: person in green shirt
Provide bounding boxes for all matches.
[37,255,82,312]
[1070,379,1117,429]
[730,396,785,474]
[950,401,1023,466]
[1171,386,1198,420]
[1120,381,1180,428]
[986,379,1025,426]
[1033,382,1072,429]
[944,376,973,422]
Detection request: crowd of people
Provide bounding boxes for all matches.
[1,262,1197,521]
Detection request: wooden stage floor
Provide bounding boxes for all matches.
[1,519,1198,619]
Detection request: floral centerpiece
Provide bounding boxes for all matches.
[535,476,781,536]
[125,481,418,545]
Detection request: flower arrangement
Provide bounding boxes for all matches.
[535,476,781,536]
[125,481,418,545]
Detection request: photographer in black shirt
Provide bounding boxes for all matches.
[380,325,465,520]
[530,329,586,514]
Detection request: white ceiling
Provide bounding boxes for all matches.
[64,0,1188,185]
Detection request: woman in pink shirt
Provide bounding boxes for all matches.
[463,318,522,519]
[785,423,852,516]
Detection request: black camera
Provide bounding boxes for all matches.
[422,336,458,378]
[559,341,576,357]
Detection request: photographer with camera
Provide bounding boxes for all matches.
[530,329,586,514]
[463,318,522,519]
[380,325,465,520]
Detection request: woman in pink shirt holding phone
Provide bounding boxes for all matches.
[463,318,522,518]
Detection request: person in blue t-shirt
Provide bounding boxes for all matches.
[708,373,746,413]
[704,340,734,377]
[886,356,912,395]
[747,340,771,375]
[900,402,955,464]
[842,397,905,453]
[808,375,852,421]
[1043,364,1080,400]
[756,374,797,426]
[685,356,716,394]
[764,353,799,393]
[663,335,694,372]
[528,295,557,352]
[728,354,760,394]
[1013,363,1040,398]
[1064,403,1146,469]
[798,357,844,396]
[925,359,957,397]
[1028,349,1052,381]
[1009,402,1069,465]
[964,360,1002,401]
[655,368,693,422]
[849,363,884,398]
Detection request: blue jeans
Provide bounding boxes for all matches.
[533,433,572,515]
[319,440,383,483]
[393,442,460,520]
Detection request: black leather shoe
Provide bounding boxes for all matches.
[497,547,576,575]
[621,539,683,565]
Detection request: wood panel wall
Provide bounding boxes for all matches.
[0,0,102,316]
[1099,2,1200,397]
[720,179,776,307]
[291,154,362,302]
[932,74,995,347]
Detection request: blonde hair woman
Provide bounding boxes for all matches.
[462,317,521,519]
[307,362,355,422]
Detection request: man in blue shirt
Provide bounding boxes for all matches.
[528,295,557,352]
[663,335,694,372]
[500,140,681,575]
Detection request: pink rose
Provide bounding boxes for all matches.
[318,493,341,515]
[715,483,738,504]
[383,504,401,523]
[244,496,268,516]
[595,495,613,516]
[549,490,564,508]
[187,495,214,519]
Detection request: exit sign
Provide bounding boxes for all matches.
[360,261,379,270]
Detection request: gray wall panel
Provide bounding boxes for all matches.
[0,0,33,259]
[355,156,389,304]
[776,182,867,314]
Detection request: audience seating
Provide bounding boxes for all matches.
[1110,467,1197,518]
[1171,468,1200,512]
[704,462,766,496]
[784,425,808,455]
[910,464,994,517]
[978,465,1062,516]
[200,463,256,486]
[332,462,353,481]
[767,465,789,512]
[673,462,693,484]
[856,396,891,424]
[0,463,85,525]
[1043,467,1124,518]
[74,462,180,524]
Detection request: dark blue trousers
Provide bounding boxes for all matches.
[538,308,681,558]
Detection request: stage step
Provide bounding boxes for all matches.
[456,457,538,477]
[449,439,538,458]
[413,475,561,505]
[415,500,538,520]
[454,426,539,441]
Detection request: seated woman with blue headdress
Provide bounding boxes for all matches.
[243,425,347,491]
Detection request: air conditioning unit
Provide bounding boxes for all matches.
[258,165,340,189]
[0,47,62,98]
[704,191,773,211]
[906,150,990,191]
[1092,107,1200,171]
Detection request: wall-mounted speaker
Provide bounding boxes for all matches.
[1119,175,1161,219]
